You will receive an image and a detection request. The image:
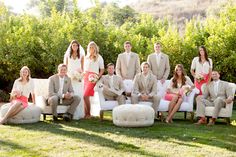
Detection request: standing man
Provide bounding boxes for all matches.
[48,64,81,121]
[195,71,234,125]
[147,42,170,84]
[116,41,141,80]
[99,63,126,119]
[131,62,161,117]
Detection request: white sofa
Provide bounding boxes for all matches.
[33,79,85,120]
[95,79,153,120]
[158,80,200,120]
[95,80,199,120]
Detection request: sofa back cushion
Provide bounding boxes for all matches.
[33,79,49,98]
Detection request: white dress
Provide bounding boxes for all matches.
[66,56,84,119]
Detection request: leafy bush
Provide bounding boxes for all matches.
[0,1,235,96]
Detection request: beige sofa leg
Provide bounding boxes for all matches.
[190,112,194,122]
[184,112,187,119]
[100,110,104,121]
[43,114,46,120]
[226,118,231,125]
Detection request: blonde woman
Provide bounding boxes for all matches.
[0,66,35,124]
[83,41,104,119]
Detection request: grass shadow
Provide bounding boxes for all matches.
[0,139,47,157]
[13,121,165,157]
[60,113,236,152]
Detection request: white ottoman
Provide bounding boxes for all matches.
[112,104,155,127]
[0,103,42,124]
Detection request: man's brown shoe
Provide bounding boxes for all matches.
[195,118,207,125]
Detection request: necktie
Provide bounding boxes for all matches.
[109,76,114,89]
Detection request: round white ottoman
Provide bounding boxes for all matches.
[112,104,155,127]
[0,103,42,124]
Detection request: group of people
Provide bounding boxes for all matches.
[0,40,234,125]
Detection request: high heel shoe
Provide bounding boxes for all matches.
[165,119,170,124]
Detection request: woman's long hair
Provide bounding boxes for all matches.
[172,64,186,88]
[19,66,31,82]
[70,40,80,59]
[198,45,210,65]
[86,41,99,61]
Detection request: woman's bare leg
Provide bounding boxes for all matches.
[84,96,91,118]
[168,98,183,122]
[166,96,178,123]
[0,102,24,124]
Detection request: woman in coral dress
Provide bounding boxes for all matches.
[83,41,104,119]
[191,46,213,95]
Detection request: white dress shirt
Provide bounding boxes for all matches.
[109,75,114,89]
[59,77,64,96]
[213,80,220,96]
[125,52,131,66]
[143,74,149,87]
[156,52,162,66]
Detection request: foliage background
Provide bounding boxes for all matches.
[0,0,235,100]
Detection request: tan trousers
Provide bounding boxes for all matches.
[131,94,161,115]
[103,89,126,105]
[196,97,226,118]
[48,95,81,117]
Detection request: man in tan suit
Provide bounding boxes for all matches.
[147,42,170,84]
[99,63,126,105]
[116,41,141,80]
[196,71,234,125]
[131,62,161,117]
[48,64,81,121]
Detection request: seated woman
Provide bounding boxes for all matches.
[0,66,35,125]
[164,64,194,123]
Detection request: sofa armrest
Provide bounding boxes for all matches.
[183,87,199,104]
[94,85,106,108]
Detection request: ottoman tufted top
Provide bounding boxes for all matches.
[112,104,155,127]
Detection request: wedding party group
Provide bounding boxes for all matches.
[0,40,234,126]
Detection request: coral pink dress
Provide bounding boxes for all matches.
[164,76,194,101]
[11,79,34,108]
[83,55,104,96]
[191,57,213,95]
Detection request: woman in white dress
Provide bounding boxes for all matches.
[0,66,35,125]
[64,40,85,119]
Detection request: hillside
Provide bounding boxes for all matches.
[126,0,231,25]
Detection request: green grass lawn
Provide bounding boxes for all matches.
[0,111,236,157]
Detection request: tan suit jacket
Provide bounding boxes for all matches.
[147,52,170,80]
[116,52,140,80]
[203,80,233,101]
[48,74,74,98]
[100,74,125,96]
[132,72,157,97]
